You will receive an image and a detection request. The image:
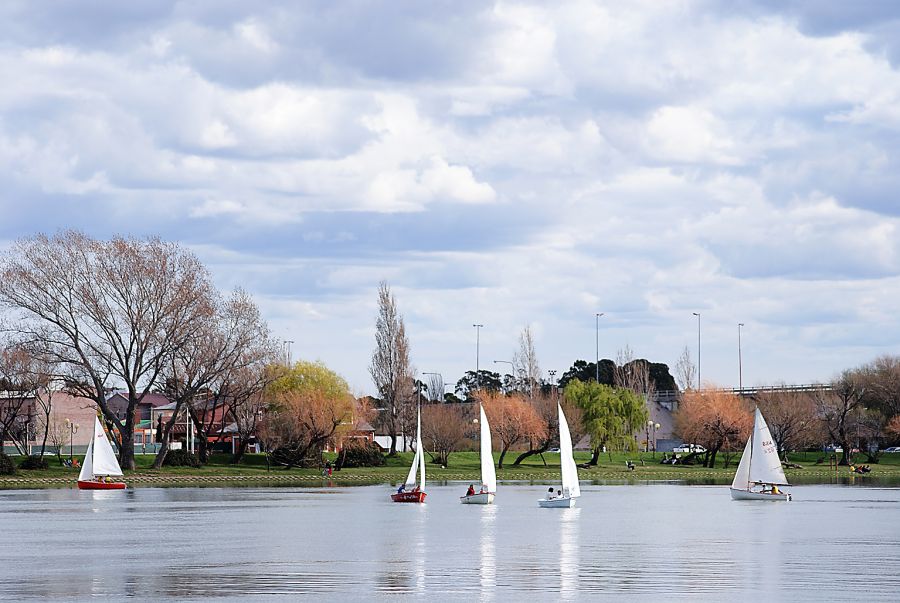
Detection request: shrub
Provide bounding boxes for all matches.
[337,440,386,468]
[162,450,201,467]
[19,455,49,470]
[0,453,15,475]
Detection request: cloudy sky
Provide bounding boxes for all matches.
[2,1,899,395]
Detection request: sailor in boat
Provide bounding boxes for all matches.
[466,484,475,497]
[397,484,405,494]
[556,489,563,498]
[547,487,555,499]
[771,485,781,495]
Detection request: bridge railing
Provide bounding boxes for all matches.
[652,383,833,408]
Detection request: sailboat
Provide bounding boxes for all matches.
[391,406,426,503]
[730,407,791,501]
[539,403,580,508]
[77,416,126,490]
[460,404,497,504]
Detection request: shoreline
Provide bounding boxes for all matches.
[3,467,897,490]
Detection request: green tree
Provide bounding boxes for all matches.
[563,379,648,464]
[455,370,502,401]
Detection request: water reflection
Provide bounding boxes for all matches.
[480,504,497,600]
[559,507,580,601]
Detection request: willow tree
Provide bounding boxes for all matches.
[369,282,414,454]
[564,379,648,464]
[0,231,215,469]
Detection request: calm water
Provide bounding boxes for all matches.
[1,482,898,601]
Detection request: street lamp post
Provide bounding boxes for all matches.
[738,323,744,391]
[548,369,557,401]
[284,340,294,366]
[692,312,701,390]
[64,419,79,461]
[595,313,604,382]
[653,422,660,456]
[493,360,514,392]
[423,372,443,403]
[473,324,484,388]
[646,419,653,453]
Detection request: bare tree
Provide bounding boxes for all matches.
[480,390,541,468]
[756,387,820,459]
[811,372,865,466]
[422,403,467,467]
[513,325,541,397]
[224,363,280,464]
[152,289,275,467]
[0,346,34,454]
[674,345,696,392]
[0,231,216,469]
[369,282,414,455]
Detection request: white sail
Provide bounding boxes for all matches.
[749,408,788,486]
[80,416,124,479]
[731,433,753,490]
[558,403,580,498]
[417,407,425,491]
[404,443,420,488]
[480,404,497,493]
[78,428,94,482]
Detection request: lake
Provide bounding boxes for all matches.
[1,482,898,601]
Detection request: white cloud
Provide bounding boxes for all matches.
[2,1,900,392]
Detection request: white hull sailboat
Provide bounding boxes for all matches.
[392,407,426,503]
[461,404,497,505]
[539,403,580,508]
[730,407,791,502]
[77,416,126,490]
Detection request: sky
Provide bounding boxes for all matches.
[2,1,900,396]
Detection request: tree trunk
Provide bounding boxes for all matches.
[512,442,550,466]
[151,410,184,469]
[39,417,50,458]
[230,439,249,465]
[588,447,600,465]
[389,431,397,456]
[498,444,511,468]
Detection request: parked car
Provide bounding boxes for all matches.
[673,444,706,453]
[882,447,900,453]
[824,445,843,453]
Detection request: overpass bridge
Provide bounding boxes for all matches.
[652,383,832,410]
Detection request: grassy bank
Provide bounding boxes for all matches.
[3,450,900,489]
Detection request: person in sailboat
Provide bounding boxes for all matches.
[557,489,563,498]
[397,484,406,494]
[771,485,780,495]
[466,484,475,497]
[547,487,555,499]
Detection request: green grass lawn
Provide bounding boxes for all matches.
[4,449,900,489]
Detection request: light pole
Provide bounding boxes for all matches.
[653,422,660,456]
[548,369,557,400]
[692,312,701,390]
[646,419,653,453]
[423,372,443,403]
[64,419,79,461]
[595,313,604,382]
[284,340,294,366]
[493,360,514,392]
[473,324,484,388]
[738,323,744,391]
